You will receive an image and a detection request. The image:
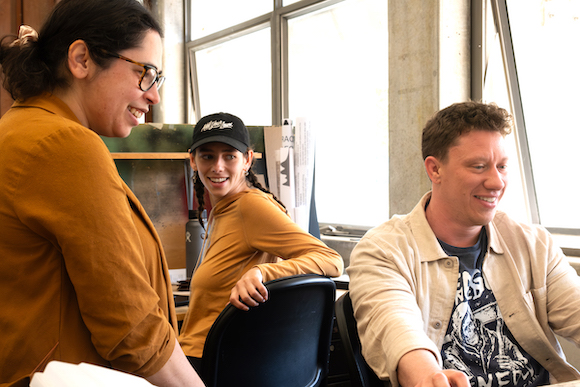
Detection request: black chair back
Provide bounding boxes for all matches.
[201,274,336,387]
[335,292,386,387]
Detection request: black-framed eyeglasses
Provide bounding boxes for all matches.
[101,50,165,92]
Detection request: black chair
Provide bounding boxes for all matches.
[201,274,336,387]
[335,292,386,387]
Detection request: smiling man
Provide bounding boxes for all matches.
[348,101,580,387]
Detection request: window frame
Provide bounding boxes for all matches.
[487,0,540,225]
[486,0,580,256]
[185,0,347,125]
[185,0,580,241]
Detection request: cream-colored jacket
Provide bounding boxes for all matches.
[348,192,580,387]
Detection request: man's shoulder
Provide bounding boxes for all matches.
[492,210,542,231]
[360,195,433,248]
[491,210,552,243]
[357,214,428,257]
[364,213,411,238]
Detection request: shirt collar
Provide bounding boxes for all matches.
[13,93,82,126]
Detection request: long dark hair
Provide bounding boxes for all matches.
[0,0,163,102]
[192,148,286,229]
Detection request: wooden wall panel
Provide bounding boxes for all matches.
[0,0,17,116]
[22,0,56,28]
[0,0,57,116]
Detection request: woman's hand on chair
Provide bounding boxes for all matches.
[230,267,269,311]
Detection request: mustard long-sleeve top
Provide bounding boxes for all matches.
[178,189,344,358]
[0,95,177,385]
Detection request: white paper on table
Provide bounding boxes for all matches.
[31,361,154,387]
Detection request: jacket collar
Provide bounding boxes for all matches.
[409,191,504,262]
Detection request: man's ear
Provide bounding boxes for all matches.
[67,39,91,80]
[424,156,442,184]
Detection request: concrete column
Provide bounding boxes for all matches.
[388,0,470,216]
[150,0,187,124]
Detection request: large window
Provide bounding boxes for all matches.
[187,0,388,227]
[287,0,388,226]
[487,0,580,236]
[189,0,272,40]
[482,1,529,224]
[187,0,580,237]
[505,0,580,230]
[194,28,272,124]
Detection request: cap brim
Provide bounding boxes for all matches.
[190,135,248,153]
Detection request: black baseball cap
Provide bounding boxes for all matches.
[190,112,250,153]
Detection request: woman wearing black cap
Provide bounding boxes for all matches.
[178,112,343,370]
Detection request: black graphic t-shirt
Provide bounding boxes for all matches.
[439,229,549,387]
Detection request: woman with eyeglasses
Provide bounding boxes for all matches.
[0,0,204,386]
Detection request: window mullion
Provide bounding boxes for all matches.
[271,11,283,125]
[490,0,540,224]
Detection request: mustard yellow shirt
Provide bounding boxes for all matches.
[178,189,343,357]
[0,95,177,385]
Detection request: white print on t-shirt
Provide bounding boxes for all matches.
[454,270,489,304]
[442,269,541,387]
